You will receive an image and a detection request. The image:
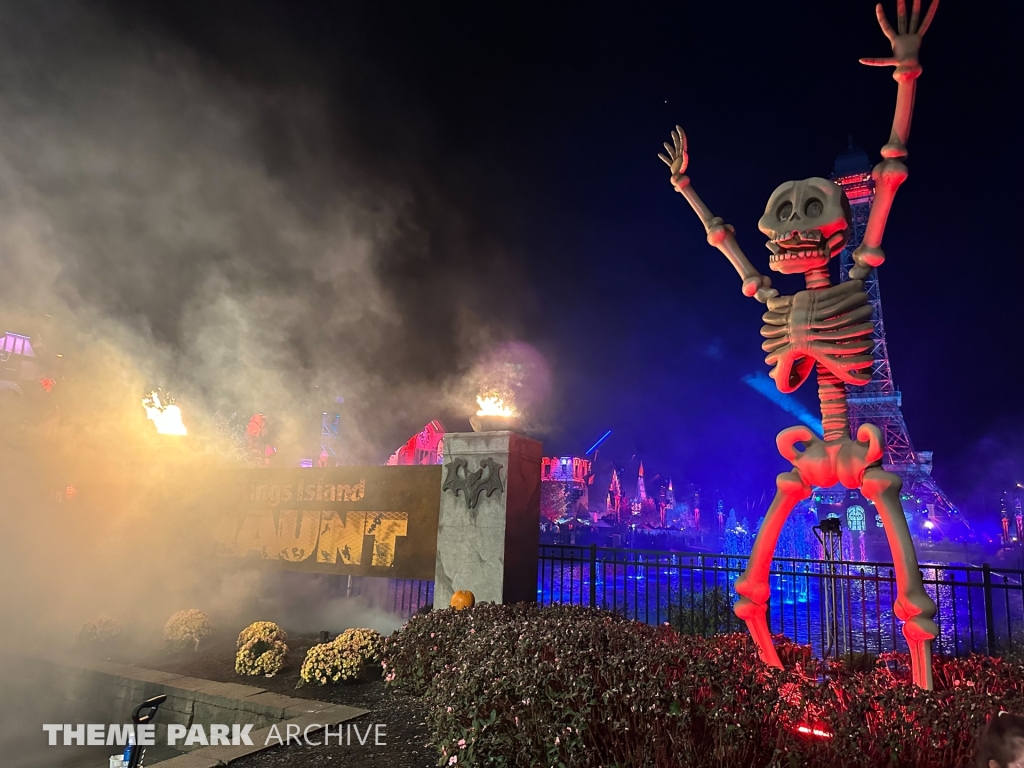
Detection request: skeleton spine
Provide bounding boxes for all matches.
[805,267,849,441]
[816,364,850,441]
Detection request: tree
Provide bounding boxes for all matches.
[541,482,570,523]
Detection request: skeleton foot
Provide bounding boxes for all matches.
[734,591,782,668]
[903,615,937,690]
[734,468,810,669]
[861,466,937,690]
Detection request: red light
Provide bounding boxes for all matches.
[39,378,55,392]
[794,724,832,739]
[64,485,78,500]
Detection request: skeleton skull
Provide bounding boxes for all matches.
[758,178,852,275]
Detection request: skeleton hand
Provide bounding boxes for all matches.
[860,0,939,81]
[658,126,689,191]
[660,126,778,303]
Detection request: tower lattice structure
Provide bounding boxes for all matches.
[830,144,959,521]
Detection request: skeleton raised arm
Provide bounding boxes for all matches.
[659,128,778,303]
[850,0,939,279]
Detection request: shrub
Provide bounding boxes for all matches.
[665,584,736,637]
[425,612,791,767]
[76,616,123,645]
[299,640,363,686]
[384,603,1024,768]
[235,637,287,676]
[382,602,564,695]
[336,627,384,666]
[298,629,383,687]
[163,609,211,653]
[236,620,287,649]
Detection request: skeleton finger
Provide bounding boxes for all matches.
[658,153,673,167]
[896,0,908,34]
[860,56,899,67]
[917,0,938,36]
[675,126,687,153]
[909,0,921,32]
[874,3,897,41]
[663,141,676,157]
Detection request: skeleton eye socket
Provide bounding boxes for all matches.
[777,202,793,221]
[805,199,823,217]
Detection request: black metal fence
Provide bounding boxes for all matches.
[537,545,1024,658]
[348,577,434,618]
[374,546,1024,659]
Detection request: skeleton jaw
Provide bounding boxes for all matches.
[767,230,832,274]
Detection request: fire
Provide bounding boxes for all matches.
[142,391,187,436]
[476,394,516,418]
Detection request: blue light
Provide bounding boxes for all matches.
[585,430,613,455]
[742,372,823,436]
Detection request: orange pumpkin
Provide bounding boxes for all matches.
[450,590,475,610]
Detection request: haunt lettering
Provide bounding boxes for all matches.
[223,509,408,568]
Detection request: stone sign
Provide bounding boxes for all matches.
[212,466,441,580]
[433,431,542,607]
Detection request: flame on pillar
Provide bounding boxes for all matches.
[475,394,516,418]
[142,390,188,436]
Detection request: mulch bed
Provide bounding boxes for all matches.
[109,630,437,768]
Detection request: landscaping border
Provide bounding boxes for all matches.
[11,651,368,767]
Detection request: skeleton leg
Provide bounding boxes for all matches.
[860,466,938,690]
[735,469,812,668]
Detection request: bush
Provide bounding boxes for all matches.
[237,620,287,649]
[664,584,736,637]
[235,637,287,676]
[382,602,558,695]
[76,616,123,645]
[298,629,383,687]
[336,627,384,666]
[299,641,363,686]
[163,609,211,653]
[382,603,1024,768]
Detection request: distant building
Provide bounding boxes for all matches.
[0,331,41,394]
[541,456,591,523]
[386,420,446,466]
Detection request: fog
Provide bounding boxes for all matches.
[0,1,544,736]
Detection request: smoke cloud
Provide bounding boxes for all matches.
[0,0,542,677]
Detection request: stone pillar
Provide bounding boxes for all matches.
[433,430,541,607]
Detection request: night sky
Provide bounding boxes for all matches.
[88,0,1023,513]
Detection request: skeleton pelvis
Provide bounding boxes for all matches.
[776,423,884,489]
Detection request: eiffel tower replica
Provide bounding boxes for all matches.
[826,140,962,529]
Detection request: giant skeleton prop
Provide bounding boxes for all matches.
[660,0,940,689]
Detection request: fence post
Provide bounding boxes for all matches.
[983,563,996,656]
[589,544,597,609]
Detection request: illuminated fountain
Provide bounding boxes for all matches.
[142,390,187,436]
